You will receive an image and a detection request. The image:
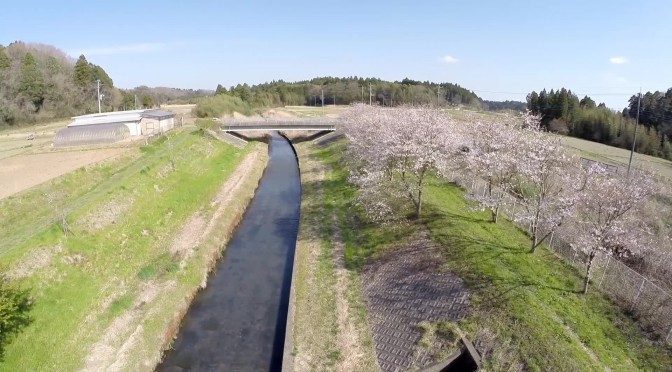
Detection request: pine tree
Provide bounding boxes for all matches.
[18,52,45,110]
[74,55,92,87]
[215,84,227,95]
[90,64,113,87]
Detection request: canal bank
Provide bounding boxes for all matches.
[158,132,301,371]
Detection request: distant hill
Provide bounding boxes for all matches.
[0,42,121,126]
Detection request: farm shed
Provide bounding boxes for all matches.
[54,109,176,147]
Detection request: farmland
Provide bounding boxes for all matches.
[0,128,268,370]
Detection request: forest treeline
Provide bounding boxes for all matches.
[210,77,483,109]
[527,88,672,160]
[0,42,210,127]
[0,42,121,126]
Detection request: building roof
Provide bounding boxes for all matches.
[54,123,130,147]
[142,109,175,120]
[68,109,175,127]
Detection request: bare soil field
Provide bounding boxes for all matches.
[0,148,128,199]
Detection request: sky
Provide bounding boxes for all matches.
[1,0,671,109]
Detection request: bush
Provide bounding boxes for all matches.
[192,95,253,118]
[0,276,32,358]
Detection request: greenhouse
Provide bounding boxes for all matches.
[53,123,130,147]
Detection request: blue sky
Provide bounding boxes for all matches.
[1,0,671,109]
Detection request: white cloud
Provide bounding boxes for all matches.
[69,42,182,56]
[609,56,628,64]
[440,55,459,64]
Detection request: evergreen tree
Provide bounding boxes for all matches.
[73,55,92,87]
[18,52,45,110]
[215,84,227,95]
[90,64,113,87]
[580,95,596,109]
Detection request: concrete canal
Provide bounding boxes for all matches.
[158,132,300,371]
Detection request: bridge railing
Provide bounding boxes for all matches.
[219,117,338,131]
[219,117,337,125]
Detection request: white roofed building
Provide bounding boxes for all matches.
[54,109,176,147]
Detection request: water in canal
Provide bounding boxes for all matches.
[158,133,301,371]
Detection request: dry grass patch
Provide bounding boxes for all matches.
[6,243,62,280]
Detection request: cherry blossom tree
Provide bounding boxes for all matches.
[341,104,454,220]
[509,112,580,252]
[568,165,655,294]
[463,119,521,223]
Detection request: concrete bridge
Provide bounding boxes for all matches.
[220,118,337,132]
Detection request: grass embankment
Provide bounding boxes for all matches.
[289,142,378,371]
[0,128,268,371]
[305,139,672,371]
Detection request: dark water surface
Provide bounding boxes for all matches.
[158,133,300,371]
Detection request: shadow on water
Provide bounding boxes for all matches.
[157,132,300,372]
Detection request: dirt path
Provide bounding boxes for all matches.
[0,148,128,199]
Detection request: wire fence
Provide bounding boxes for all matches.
[448,172,672,344]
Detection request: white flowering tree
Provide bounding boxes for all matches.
[509,112,580,252]
[464,119,521,223]
[340,104,453,220]
[569,165,655,294]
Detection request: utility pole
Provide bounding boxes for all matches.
[369,83,372,105]
[361,86,364,103]
[437,86,441,109]
[134,94,138,110]
[333,94,336,106]
[627,88,642,177]
[96,80,101,113]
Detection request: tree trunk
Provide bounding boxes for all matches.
[415,170,425,219]
[583,250,597,294]
[530,233,538,253]
[529,208,541,253]
[493,205,500,223]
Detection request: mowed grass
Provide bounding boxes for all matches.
[0,129,259,371]
[559,135,672,179]
[423,179,672,371]
[440,109,672,179]
[313,139,672,371]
